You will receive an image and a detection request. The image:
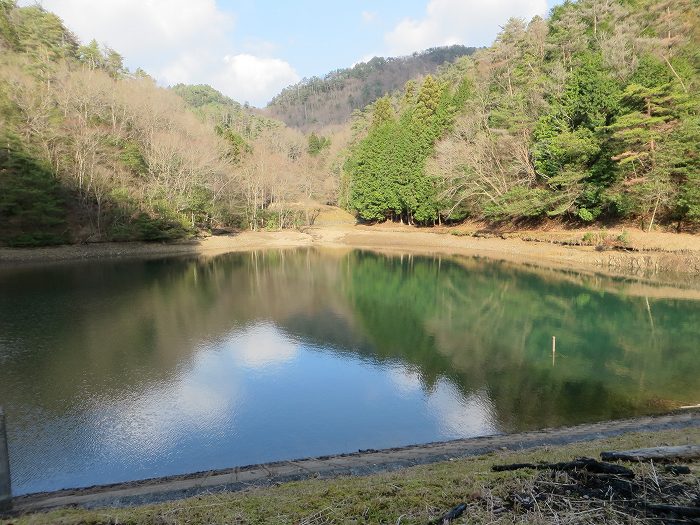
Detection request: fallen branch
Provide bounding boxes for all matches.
[432,503,467,524]
[492,457,634,477]
[665,465,691,475]
[644,503,700,518]
[601,445,700,463]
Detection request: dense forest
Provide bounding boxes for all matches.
[1,0,698,247]
[266,46,477,130]
[345,0,700,229]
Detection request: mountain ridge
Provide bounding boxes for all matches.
[264,45,478,130]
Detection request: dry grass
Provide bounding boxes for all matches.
[3,428,698,525]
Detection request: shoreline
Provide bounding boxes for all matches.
[8,409,699,514]
[1,225,699,287]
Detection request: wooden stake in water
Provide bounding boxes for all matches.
[552,336,557,367]
[0,407,11,511]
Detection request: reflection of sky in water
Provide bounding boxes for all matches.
[387,366,497,438]
[10,322,498,495]
[5,250,696,496]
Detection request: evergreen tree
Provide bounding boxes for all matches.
[0,133,67,246]
[104,47,126,77]
[78,39,104,70]
[0,0,19,50]
[307,132,330,156]
[607,55,691,228]
[371,96,394,128]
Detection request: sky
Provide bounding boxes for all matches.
[25,0,564,107]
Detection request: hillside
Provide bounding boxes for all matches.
[0,1,245,246]
[345,0,700,230]
[265,45,477,130]
[171,83,281,140]
[0,1,341,246]
[1,0,698,247]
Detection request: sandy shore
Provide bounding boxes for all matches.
[1,225,699,285]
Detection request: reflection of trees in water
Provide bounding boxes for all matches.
[0,249,698,429]
[0,250,362,411]
[341,251,700,431]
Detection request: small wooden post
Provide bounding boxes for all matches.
[551,336,556,366]
[0,407,11,511]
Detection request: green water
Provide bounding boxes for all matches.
[0,248,698,495]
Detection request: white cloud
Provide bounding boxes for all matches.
[24,0,297,106]
[30,0,232,63]
[387,365,424,394]
[426,380,498,438]
[216,54,300,106]
[387,365,499,438]
[99,348,241,458]
[227,323,300,369]
[386,0,548,55]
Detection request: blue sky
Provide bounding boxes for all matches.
[225,0,564,80]
[29,0,564,106]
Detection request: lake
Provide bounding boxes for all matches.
[1,248,698,495]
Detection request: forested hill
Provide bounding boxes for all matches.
[265,45,477,130]
[345,0,700,230]
[0,0,343,247]
[2,0,698,247]
[171,83,282,139]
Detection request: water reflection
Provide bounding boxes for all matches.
[0,249,698,494]
[226,323,301,369]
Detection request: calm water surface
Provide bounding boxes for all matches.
[1,249,699,495]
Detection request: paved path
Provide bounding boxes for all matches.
[10,410,699,513]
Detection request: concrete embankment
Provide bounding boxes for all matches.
[9,410,699,514]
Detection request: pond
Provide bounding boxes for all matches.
[1,249,699,495]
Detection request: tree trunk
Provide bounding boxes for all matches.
[648,194,661,233]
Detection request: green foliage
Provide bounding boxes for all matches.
[0,0,19,50]
[12,5,78,64]
[105,188,196,242]
[77,39,104,70]
[347,121,401,221]
[525,53,622,220]
[668,116,700,224]
[347,75,461,224]
[578,207,595,222]
[109,212,193,242]
[371,96,395,127]
[403,0,700,227]
[533,123,601,181]
[0,134,67,246]
[563,53,621,130]
[172,84,239,108]
[116,139,147,174]
[174,83,280,140]
[216,125,251,164]
[485,187,551,221]
[307,132,330,156]
[604,53,696,226]
[103,47,126,77]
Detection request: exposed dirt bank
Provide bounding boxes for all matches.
[312,225,700,283]
[5,410,698,518]
[1,225,699,287]
[0,231,313,264]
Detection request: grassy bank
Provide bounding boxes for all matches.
[5,427,698,525]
